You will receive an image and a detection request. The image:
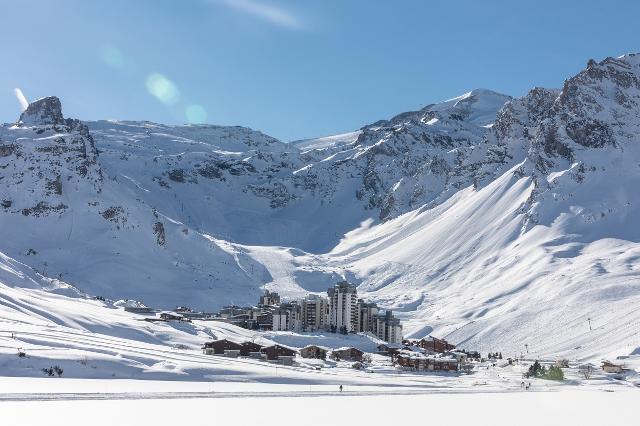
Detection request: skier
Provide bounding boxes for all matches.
[339,385,343,392]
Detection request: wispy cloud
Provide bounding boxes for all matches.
[215,0,304,30]
[14,88,29,111]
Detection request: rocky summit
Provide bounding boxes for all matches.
[17,96,66,127]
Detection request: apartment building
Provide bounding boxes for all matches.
[327,281,358,333]
[301,294,329,331]
[375,310,403,344]
[272,302,301,331]
[356,299,379,333]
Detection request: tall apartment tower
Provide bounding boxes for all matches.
[327,281,358,332]
[272,302,301,332]
[301,294,329,331]
[356,299,379,333]
[259,290,281,306]
[375,310,403,344]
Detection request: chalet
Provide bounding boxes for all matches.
[415,336,455,353]
[400,346,426,355]
[377,343,405,355]
[331,347,364,362]
[426,357,458,371]
[397,353,429,370]
[299,345,328,360]
[601,360,624,373]
[261,344,297,361]
[202,339,243,355]
[240,341,264,357]
[159,311,191,322]
[397,354,459,372]
[447,351,469,364]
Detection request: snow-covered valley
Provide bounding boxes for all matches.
[1,52,640,389]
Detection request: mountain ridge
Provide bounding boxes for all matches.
[1,53,639,359]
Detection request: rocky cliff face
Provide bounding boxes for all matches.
[17,96,66,127]
[1,96,102,217]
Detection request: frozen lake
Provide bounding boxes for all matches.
[1,389,637,425]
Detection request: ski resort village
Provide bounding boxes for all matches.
[2,53,640,421]
[2,1,640,421]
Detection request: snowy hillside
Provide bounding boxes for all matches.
[1,53,640,365]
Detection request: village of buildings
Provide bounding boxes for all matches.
[120,280,479,372]
[119,280,631,376]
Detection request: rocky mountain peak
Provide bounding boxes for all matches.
[17,96,65,127]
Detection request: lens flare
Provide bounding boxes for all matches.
[100,45,125,70]
[185,104,207,124]
[146,73,180,105]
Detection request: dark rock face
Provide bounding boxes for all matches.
[153,222,166,246]
[18,96,65,127]
[0,144,16,157]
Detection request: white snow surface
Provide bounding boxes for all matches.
[291,130,362,152]
[0,391,637,425]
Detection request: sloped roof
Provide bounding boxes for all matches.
[301,344,329,351]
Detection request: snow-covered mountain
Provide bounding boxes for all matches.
[1,53,639,361]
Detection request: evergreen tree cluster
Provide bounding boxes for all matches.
[525,360,564,381]
[328,325,348,334]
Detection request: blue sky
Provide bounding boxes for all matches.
[1,0,638,141]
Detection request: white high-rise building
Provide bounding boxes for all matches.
[375,310,403,344]
[301,294,329,331]
[356,299,379,333]
[272,302,301,331]
[327,281,358,333]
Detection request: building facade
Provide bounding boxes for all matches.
[327,281,358,333]
[375,310,403,344]
[272,302,301,331]
[259,290,281,306]
[415,336,456,353]
[301,294,329,331]
[356,299,379,333]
